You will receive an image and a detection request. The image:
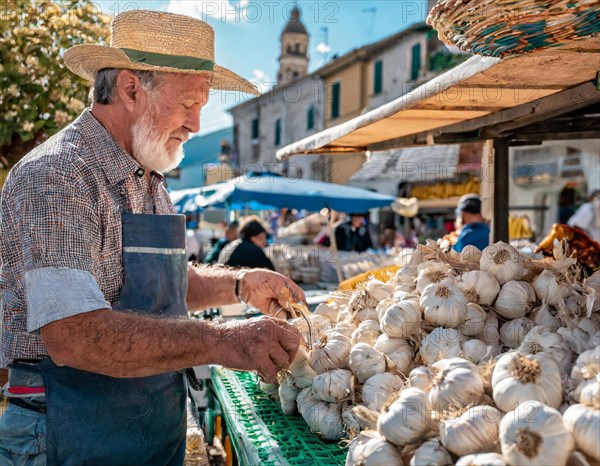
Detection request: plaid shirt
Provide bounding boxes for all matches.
[0,109,175,361]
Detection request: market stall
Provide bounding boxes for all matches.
[196,3,600,464]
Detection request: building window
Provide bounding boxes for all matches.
[373,60,383,95]
[274,118,282,146]
[307,105,315,130]
[331,81,340,120]
[251,118,259,140]
[410,43,422,81]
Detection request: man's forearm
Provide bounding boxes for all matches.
[186,264,238,311]
[41,309,224,378]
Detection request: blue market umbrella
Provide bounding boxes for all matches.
[169,187,206,214]
[194,172,394,212]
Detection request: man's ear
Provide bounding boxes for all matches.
[116,69,143,112]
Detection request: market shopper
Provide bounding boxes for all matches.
[219,217,276,270]
[0,10,302,466]
[204,221,239,264]
[452,194,491,253]
[568,189,600,242]
[335,213,374,252]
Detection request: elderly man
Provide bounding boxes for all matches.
[0,10,302,465]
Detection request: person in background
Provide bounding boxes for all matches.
[452,194,490,252]
[568,189,600,242]
[204,221,239,264]
[219,217,275,270]
[335,213,374,252]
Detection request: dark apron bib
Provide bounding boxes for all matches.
[39,212,189,466]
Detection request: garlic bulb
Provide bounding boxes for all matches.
[500,400,573,466]
[296,388,344,440]
[480,242,527,285]
[532,269,572,306]
[313,303,338,322]
[460,245,482,264]
[309,332,352,374]
[462,339,492,364]
[530,302,561,331]
[409,438,452,466]
[579,374,600,408]
[351,319,381,346]
[456,453,506,465]
[380,299,421,338]
[429,358,485,412]
[374,333,411,355]
[333,321,356,339]
[287,345,317,388]
[476,311,501,355]
[518,326,572,379]
[563,404,600,461]
[312,369,354,403]
[560,285,595,325]
[396,265,418,289]
[558,325,600,355]
[416,262,451,294]
[420,327,465,365]
[459,270,500,306]
[494,280,536,319]
[349,343,386,383]
[492,352,563,411]
[571,346,600,386]
[366,278,394,302]
[421,282,468,329]
[373,334,414,374]
[499,317,534,349]
[279,378,301,415]
[375,297,394,321]
[409,366,433,393]
[584,271,600,312]
[345,430,403,466]
[362,372,403,412]
[460,303,487,336]
[378,387,434,446]
[356,308,380,324]
[440,405,502,456]
[292,314,333,346]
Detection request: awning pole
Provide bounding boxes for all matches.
[327,209,344,284]
[492,138,510,242]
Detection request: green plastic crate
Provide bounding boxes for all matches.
[211,368,348,466]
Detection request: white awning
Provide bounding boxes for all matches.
[347,145,460,196]
[276,36,600,158]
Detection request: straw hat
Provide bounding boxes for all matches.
[64,10,259,96]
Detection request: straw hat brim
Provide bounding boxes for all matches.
[64,44,260,96]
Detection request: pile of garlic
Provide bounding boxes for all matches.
[261,240,600,466]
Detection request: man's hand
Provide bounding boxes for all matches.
[218,316,301,383]
[238,269,306,318]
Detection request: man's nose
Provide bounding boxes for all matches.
[185,108,201,134]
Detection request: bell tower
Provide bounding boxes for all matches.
[277,6,308,85]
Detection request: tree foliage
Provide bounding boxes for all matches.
[0,0,111,164]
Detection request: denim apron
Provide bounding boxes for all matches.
[38,212,189,465]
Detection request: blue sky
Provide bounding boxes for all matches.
[96,1,430,135]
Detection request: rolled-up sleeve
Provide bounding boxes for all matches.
[14,162,108,332]
[25,267,111,332]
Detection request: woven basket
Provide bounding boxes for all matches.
[427,0,600,57]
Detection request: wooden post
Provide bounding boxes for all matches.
[493,138,510,242]
[327,209,344,284]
